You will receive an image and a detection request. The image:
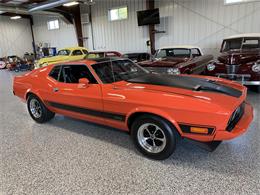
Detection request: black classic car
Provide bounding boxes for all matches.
[122,52,151,63]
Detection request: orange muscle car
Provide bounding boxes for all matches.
[13,58,253,160]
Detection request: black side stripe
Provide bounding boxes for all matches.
[47,101,126,122]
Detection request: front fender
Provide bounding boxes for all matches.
[125,106,183,135]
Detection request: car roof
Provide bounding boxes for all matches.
[58,57,124,66]
[225,33,260,39]
[159,45,200,50]
[88,51,118,53]
[123,52,150,55]
[60,47,88,51]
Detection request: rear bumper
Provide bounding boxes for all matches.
[214,102,253,140]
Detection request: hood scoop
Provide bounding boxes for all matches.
[127,74,242,98]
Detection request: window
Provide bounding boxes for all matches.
[57,49,70,56]
[222,38,242,51]
[155,49,191,58]
[72,50,83,56]
[109,6,127,21]
[47,19,59,30]
[49,66,61,81]
[92,60,148,84]
[61,65,97,84]
[82,50,88,54]
[242,38,260,49]
[225,0,259,5]
[191,49,201,57]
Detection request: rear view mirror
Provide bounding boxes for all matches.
[78,78,89,88]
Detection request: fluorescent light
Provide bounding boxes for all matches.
[10,16,21,20]
[63,1,79,7]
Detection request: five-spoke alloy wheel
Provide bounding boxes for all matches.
[27,94,55,123]
[132,114,177,160]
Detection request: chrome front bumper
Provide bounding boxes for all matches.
[216,74,260,85]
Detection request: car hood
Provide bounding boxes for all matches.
[218,50,260,65]
[114,74,246,111]
[139,57,189,68]
[38,55,69,64]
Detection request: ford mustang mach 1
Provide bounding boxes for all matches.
[13,58,253,159]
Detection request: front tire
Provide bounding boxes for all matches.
[131,115,177,160]
[27,95,55,123]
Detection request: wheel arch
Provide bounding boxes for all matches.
[25,90,45,104]
[126,108,182,136]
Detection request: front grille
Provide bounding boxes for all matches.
[226,102,245,132]
[226,64,240,74]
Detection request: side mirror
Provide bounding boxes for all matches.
[78,78,89,88]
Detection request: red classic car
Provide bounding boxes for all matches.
[139,46,213,75]
[205,34,260,90]
[86,51,122,58]
[13,58,253,160]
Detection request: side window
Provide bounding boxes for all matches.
[82,49,88,54]
[191,49,201,57]
[61,65,97,84]
[72,50,83,56]
[49,66,61,81]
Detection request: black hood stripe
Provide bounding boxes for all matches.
[127,74,242,98]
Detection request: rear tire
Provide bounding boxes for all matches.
[131,114,177,160]
[27,94,55,123]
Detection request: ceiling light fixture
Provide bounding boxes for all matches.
[63,1,79,7]
[10,16,22,20]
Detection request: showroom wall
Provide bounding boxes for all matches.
[0,16,33,57]
[82,0,260,56]
[32,15,78,50]
[81,0,149,53]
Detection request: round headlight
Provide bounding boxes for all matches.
[167,68,180,75]
[207,63,216,71]
[252,63,260,72]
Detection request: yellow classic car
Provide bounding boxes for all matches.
[34,47,88,69]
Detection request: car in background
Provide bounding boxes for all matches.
[6,56,33,72]
[205,33,260,90]
[86,51,122,58]
[122,52,151,63]
[0,58,6,69]
[139,45,213,75]
[13,58,253,160]
[34,47,88,69]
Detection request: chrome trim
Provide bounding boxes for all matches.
[217,73,260,85]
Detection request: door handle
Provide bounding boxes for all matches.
[53,87,59,92]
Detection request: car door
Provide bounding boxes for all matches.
[70,49,85,61]
[46,64,104,123]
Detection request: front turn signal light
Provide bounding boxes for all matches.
[190,127,209,134]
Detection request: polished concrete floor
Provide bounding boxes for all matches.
[0,70,259,194]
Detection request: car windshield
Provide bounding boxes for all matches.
[92,59,149,83]
[222,38,260,51]
[57,49,70,56]
[155,48,191,59]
